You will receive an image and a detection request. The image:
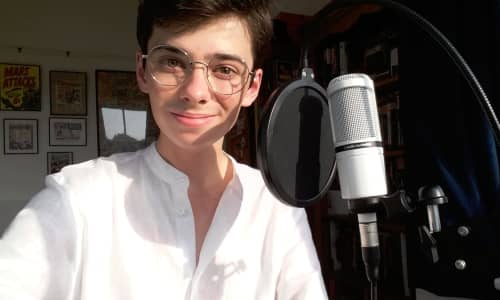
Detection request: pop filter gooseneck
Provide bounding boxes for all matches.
[301,0,500,148]
[257,68,336,207]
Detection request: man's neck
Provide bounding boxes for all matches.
[155,137,234,263]
[155,137,233,194]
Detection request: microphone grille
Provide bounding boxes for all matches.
[327,74,382,145]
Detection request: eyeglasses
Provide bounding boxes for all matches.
[141,45,255,96]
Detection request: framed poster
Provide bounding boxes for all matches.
[49,117,87,146]
[95,70,159,156]
[47,151,73,174]
[50,71,87,115]
[0,63,41,111]
[3,119,38,154]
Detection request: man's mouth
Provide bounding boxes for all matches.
[171,112,216,127]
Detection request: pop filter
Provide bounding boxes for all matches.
[257,68,336,207]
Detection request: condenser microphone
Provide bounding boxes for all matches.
[327,73,388,283]
[327,73,387,200]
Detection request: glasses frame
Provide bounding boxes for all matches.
[141,44,256,95]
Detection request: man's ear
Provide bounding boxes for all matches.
[136,50,149,94]
[241,68,263,107]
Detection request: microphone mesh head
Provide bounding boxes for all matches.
[327,74,382,146]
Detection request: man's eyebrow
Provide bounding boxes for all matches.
[209,52,247,63]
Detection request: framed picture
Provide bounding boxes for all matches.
[47,151,73,174]
[95,70,159,156]
[49,117,87,146]
[3,119,38,154]
[0,63,41,111]
[50,71,87,115]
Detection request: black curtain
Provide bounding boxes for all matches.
[398,0,500,298]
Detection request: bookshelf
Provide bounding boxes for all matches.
[309,6,412,299]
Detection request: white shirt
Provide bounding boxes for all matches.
[0,144,327,300]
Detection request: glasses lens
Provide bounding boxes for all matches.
[148,46,189,86]
[207,57,247,95]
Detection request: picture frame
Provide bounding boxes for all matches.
[49,117,87,146]
[0,63,41,111]
[47,151,73,174]
[95,70,159,156]
[50,71,87,115]
[3,119,38,154]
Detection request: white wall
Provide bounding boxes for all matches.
[0,0,139,232]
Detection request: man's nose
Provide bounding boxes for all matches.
[180,62,211,102]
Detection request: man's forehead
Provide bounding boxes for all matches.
[148,18,254,66]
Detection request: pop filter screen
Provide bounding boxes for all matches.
[257,77,336,207]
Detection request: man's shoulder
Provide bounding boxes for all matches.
[232,160,299,212]
[50,149,147,188]
[72,150,143,170]
[232,160,273,196]
[232,160,262,181]
[41,149,151,214]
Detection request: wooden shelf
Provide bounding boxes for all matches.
[307,4,382,47]
[385,148,405,157]
[375,75,399,89]
[304,6,409,299]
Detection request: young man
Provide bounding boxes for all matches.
[0,0,327,299]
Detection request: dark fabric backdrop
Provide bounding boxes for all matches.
[397,0,500,298]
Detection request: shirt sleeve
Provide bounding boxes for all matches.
[0,176,78,300]
[275,208,329,300]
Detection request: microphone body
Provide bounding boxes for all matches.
[327,73,388,284]
[327,74,387,200]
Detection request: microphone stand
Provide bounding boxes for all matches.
[345,185,447,299]
[376,185,448,263]
[301,1,500,298]
[346,197,383,299]
[345,193,411,299]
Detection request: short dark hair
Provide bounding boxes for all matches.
[136,0,274,69]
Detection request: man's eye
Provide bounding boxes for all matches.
[219,66,233,74]
[213,66,237,78]
[161,58,181,68]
